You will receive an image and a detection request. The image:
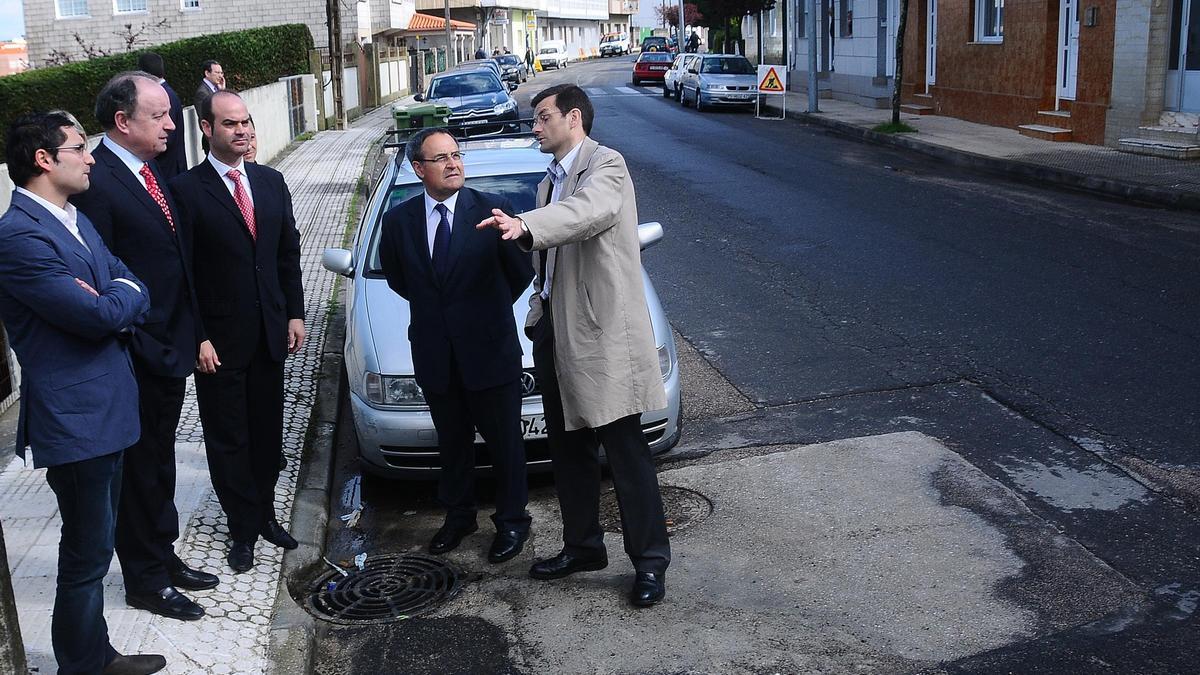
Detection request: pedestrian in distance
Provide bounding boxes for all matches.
[475,47,488,60]
[169,90,306,575]
[476,84,672,607]
[0,110,166,675]
[71,71,217,623]
[525,48,536,77]
[136,52,187,179]
[378,127,535,562]
[193,59,224,109]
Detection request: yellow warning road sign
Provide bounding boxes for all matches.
[758,67,785,93]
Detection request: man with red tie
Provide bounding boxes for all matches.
[168,90,305,574]
[71,71,217,623]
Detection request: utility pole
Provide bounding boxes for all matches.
[677,0,684,49]
[806,0,818,111]
[444,0,455,67]
[327,0,346,129]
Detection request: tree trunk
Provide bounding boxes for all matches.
[891,0,910,125]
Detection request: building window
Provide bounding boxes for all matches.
[56,0,89,18]
[796,2,806,38]
[182,0,200,8]
[974,0,1003,42]
[114,0,148,12]
[840,0,853,37]
[770,6,778,36]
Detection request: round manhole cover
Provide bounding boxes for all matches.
[599,485,713,535]
[306,553,464,625]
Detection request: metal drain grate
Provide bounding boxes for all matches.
[600,485,713,536]
[306,553,464,624]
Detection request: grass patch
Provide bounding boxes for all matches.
[872,121,919,134]
[295,131,316,142]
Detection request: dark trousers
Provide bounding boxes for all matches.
[424,354,530,532]
[195,336,285,543]
[115,366,186,593]
[530,309,671,574]
[45,451,123,675]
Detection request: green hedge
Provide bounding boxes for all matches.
[0,23,314,160]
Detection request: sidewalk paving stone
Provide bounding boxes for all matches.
[0,105,391,674]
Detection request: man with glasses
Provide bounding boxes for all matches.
[378,127,534,562]
[477,84,671,607]
[0,111,165,674]
[72,71,216,622]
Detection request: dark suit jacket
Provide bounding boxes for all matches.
[0,192,149,468]
[156,81,188,179]
[70,141,201,378]
[378,187,533,394]
[169,160,305,369]
[194,80,217,110]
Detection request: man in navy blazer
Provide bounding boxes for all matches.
[169,90,306,573]
[0,111,165,675]
[71,71,216,623]
[137,52,188,179]
[378,128,534,562]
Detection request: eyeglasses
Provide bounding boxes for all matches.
[533,110,565,126]
[53,143,88,154]
[414,151,465,165]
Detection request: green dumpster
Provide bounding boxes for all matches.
[393,103,451,131]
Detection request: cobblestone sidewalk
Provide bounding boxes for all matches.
[0,105,391,674]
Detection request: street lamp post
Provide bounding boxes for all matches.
[444,0,455,67]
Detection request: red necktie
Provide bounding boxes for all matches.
[139,163,175,233]
[225,168,257,240]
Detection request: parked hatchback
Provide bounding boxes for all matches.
[663,53,699,100]
[632,51,673,86]
[416,69,520,135]
[679,54,758,111]
[493,53,528,84]
[322,135,682,478]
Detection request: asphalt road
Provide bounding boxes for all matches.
[309,58,1200,673]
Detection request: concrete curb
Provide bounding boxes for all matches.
[783,107,1200,212]
[268,298,345,675]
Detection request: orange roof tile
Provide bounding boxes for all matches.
[407,12,476,32]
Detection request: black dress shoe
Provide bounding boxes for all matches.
[529,550,608,580]
[630,571,666,607]
[228,542,255,573]
[428,521,478,554]
[262,518,299,550]
[168,565,220,591]
[487,529,529,563]
[125,586,204,621]
[102,653,167,675]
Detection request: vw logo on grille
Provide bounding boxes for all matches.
[520,371,537,396]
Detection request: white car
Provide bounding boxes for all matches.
[599,33,631,57]
[663,53,699,101]
[536,40,570,70]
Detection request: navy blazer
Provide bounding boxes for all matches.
[378,187,533,394]
[169,159,305,369]
[0,192,149,468]
[70,141,201,378]
[156,81,188,180]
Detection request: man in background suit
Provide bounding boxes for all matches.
[71,71,216,622]
[477,84,671,607]
[170,90,305,573]
[193,60,224,109]
[378,128,534,562]
[137,52,187,179]
[0,111,163,675]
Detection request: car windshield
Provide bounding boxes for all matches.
[701,57,756,75]
[366,172,544,274]
[639,53,673,63]
[496,54,520,65]
[539,47,559,54]
[429,72,502,98]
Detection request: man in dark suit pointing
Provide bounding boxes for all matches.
[378,128,534,562]
[170,90,306,573]
[71,71,216,622]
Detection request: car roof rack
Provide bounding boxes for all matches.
[382,119,538,152]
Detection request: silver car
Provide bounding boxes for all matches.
[679,54,759,111]
[663,53,699,101]
[322,136,682,478]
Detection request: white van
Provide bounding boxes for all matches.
[536,40,569,70]
[599,33,631,57]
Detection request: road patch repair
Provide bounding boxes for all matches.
[311,431,1146,673]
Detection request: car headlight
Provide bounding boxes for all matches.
[504,67,517,73]
[705,83,723,91]
[364,372,426,407]
[657,344,672,381]
[494,100,516,114]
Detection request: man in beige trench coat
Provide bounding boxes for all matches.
[477,83,671,607]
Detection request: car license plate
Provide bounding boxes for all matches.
[461,119,490,126]
[651,66,667,71]
[521,414,547,439]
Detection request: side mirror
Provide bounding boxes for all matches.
[413,92,425,102]
[687,67,698,74]
[637,222,664,251]
[322,248,355,277]
[508,81,518,91]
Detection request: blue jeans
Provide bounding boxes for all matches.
[45,451,123,675]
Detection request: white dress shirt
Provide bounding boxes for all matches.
[538,139,584,300]
[16,187,141,293]
[208,154,254,205]
[423,190,459,259]
[102,135,149,188]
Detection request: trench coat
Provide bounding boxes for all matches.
[519,137,667,431]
